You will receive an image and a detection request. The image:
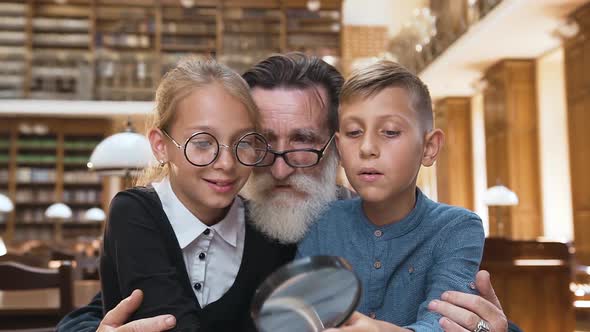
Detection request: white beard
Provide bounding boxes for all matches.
[241,151,339,244]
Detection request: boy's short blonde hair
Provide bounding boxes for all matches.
[340,60,433,131]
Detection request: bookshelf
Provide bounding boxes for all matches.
[95,2,158,101]
[0,0,343,100]
[0,1,27,98]
[219,1,283,73]
[30,1,93,100]
[0,117,111,243]
[285,7,341,55]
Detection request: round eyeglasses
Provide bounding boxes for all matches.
[162,130,269,167]
[256,134,335,168]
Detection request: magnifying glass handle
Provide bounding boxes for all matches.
[263,296,326,331]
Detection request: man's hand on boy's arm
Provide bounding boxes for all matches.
[324,312,412,332]
[428,270,509,332]
[98,289,176,332]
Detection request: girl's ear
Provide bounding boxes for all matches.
[335,131,342,157]
[421,129,444,167]
[149,128,169,165]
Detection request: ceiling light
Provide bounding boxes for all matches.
[307,0,320,12]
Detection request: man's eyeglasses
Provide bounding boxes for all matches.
[256,134,335,168]
[162,130,269,167]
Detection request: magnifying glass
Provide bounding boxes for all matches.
[251,256,361,332]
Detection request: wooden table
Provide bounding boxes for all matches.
[0,280,100,329]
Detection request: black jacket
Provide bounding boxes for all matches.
[99,187,295,331]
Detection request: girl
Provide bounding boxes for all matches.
[100,59,296,331]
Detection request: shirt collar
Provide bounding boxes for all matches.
[355,188,426,240]
[152,178,244,249]
[211,197,243,248]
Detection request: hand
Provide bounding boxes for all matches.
[428,270,508,332]
[97,289,176,332]
[324,312,409,332]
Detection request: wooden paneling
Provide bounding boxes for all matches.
[565,3,590,265]
[483,59,542,239]
[435,97,474,210]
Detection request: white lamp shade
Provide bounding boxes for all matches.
[84,207,106,222]
[45,203,73,219]
[483,185,519,206]
[0,193,14,213]
[88,132,156,172]
[0,236,6,256]
[307,0,320,11]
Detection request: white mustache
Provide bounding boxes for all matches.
[242,151,339,244]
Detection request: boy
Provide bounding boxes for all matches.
[296,60,485,332]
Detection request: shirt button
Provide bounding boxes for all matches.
[468,281,476,290]
[374,261,382,269]
[203,229,211,235]
[374,230,383,237]
[194,282,202,291]
[408,266,415,273]
[199,252,206,260]
[369,312,376,319]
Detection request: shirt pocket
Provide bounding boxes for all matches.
[394,258,430,300]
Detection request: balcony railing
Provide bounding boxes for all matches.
[389,0,503,74]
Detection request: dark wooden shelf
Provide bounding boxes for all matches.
[98,28,155,35]
[224,30,280,35]
[63,182,102,188]
[32,44,92,50]
[16,162,57,168]
[161,31,216,37]
[16,182,56,187]
[63,164,90,170]
[33,28,90,34]
[63,202,102,207]
[16,146,57,153]
[162,16,216,23]
[288,17,339,23]
[287,29,339,35]
[224,17,281,23]
[14,201,53,207]
[161,44,215,52]
[16,221,102,227]
[64,147,97,152]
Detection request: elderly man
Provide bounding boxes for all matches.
[57,53,516,332]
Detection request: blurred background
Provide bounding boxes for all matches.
[0,0,589,331]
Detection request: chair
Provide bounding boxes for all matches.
[0,253,47,267]
[0,261,73,329]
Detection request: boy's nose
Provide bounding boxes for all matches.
[359,135,379,158]
[270,157,296,181]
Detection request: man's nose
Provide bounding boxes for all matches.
[270,156,296,181]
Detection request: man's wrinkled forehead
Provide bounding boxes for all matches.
[251,86,329,136]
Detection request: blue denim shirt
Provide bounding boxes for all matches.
[296,189,485,332]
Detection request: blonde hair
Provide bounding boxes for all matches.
[340,60,433,131]
[135,58,260,186]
